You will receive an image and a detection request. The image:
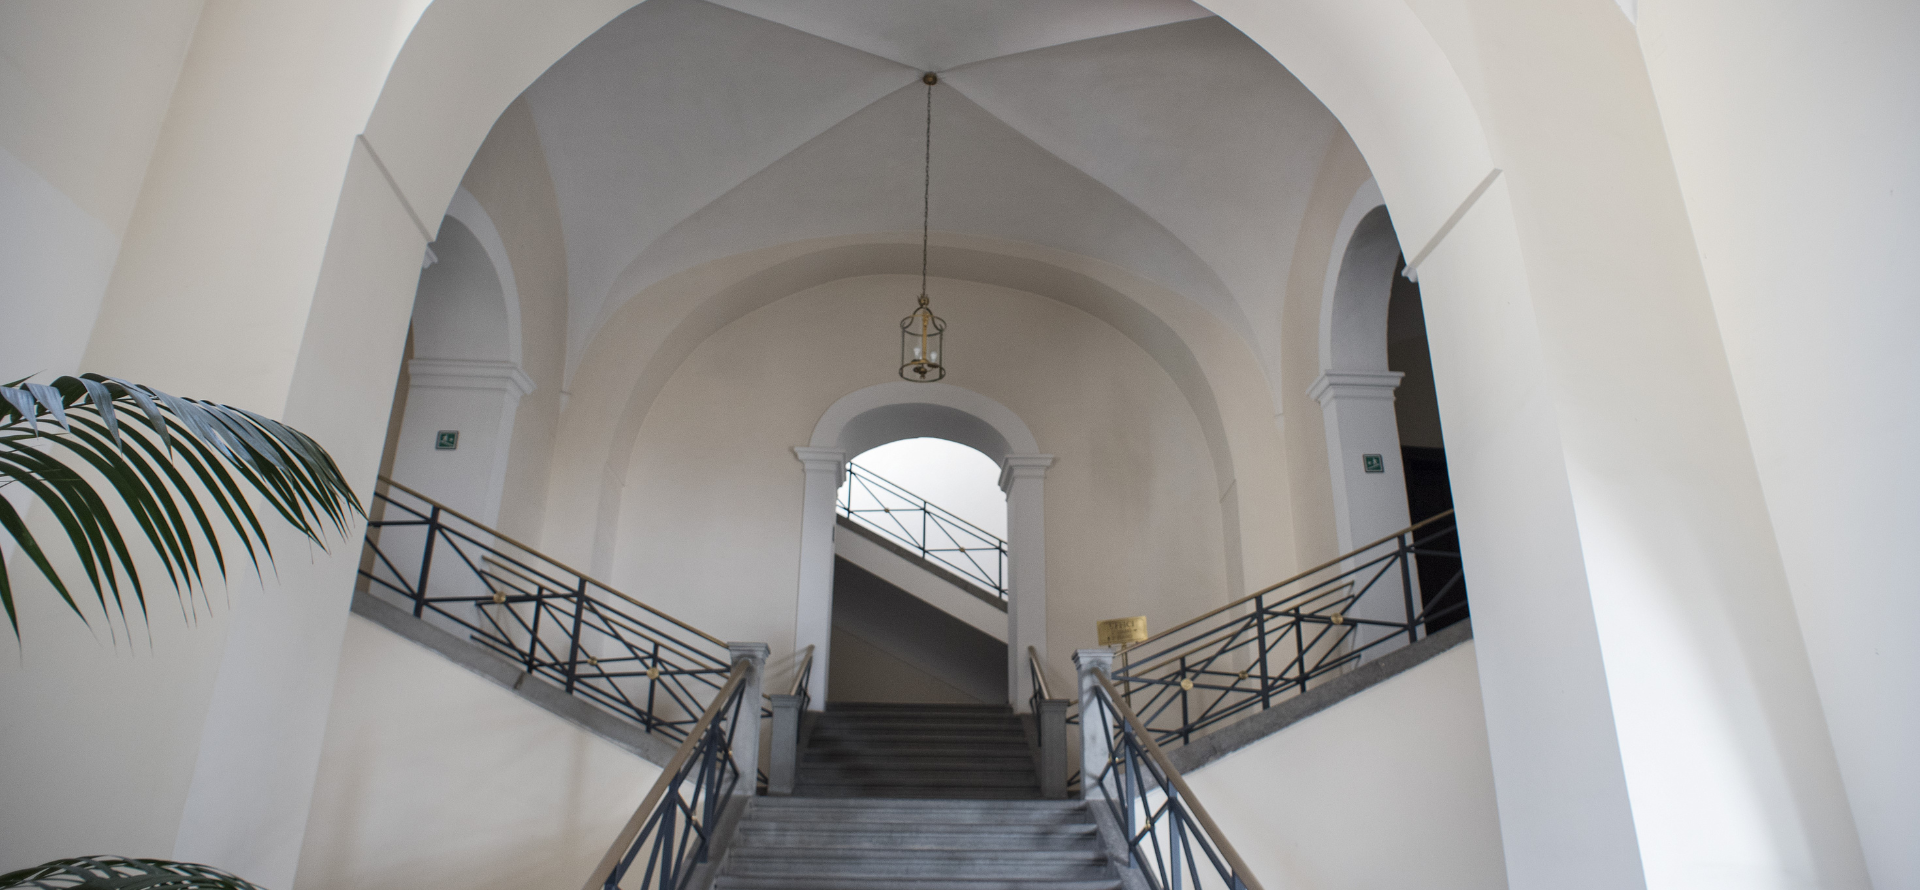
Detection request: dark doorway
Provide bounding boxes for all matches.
[1389,257,1468,633]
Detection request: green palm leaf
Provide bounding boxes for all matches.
[0,855,269,889]
[0,373,363,639]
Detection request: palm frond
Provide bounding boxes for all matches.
[0,855,268,890]
[0,373,363,639]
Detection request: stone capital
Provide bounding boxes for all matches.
[1307,370,1403,407]
[998,453,1055,493]
[407,358,534,397]
[792,447,847,485]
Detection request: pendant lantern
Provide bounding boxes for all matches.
[900,73,947,382]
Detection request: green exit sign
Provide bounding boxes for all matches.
[435,430,459,450]
[1362,453,1385,474]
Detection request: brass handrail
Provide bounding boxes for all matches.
[1119,509,1455,658]
[376,475,726,647]
[581,659,750,890]
[1094,670,1265,890]
[1028,646,1053,700]
[788,645,815,697]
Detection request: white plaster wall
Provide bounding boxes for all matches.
[0,0,203,383]
[293,615,659,890]
[611,276,1229,683]
[1636,3,1920,885]
[1184,642,1507,890]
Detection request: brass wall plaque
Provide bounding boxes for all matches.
[1097,616,1149,647]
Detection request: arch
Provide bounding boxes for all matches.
[1310,196,1415,649]
[391,212,532,526]
[795,382,1050,711]
[1311,197,1412,554]
[1317,179,1388,372]
[810,381,1039,463]
[443,186,524,366]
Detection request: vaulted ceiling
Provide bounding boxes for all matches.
[517,0,1345,383]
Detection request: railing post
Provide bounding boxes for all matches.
[767,693,802,795]
[727,642,769,786]
[1255,593,1271,710]
[1400,530,1419,644]
[1038,697,1069,799]
[413,505,441,618]
[1075,648,1115,799]
[563,576,589,694]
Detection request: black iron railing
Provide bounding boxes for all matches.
[787,644,815,714]
[357,478,732,742]
[1085,670,1262,890]
[1028,646,1077,725]
[839,462,1006,598]
[587,660,753,890]
[1112,510,1466,747]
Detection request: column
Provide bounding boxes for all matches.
[1308,371,1412,651]
[791,447,844,710]
[390,357,533,525]
[1000,454,1054,711]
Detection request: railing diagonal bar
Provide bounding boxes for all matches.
[357,478,734,745]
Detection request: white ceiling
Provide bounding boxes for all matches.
[700,0,1213,71]
[519,0,1343,383]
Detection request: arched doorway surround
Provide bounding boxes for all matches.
[60,2,1879,887]
[387,187,532,526]
[1312,185,1410,557]
[798,382,1050,711]
[1309,187,1418,650]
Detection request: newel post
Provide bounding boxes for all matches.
[767,693,802,795]
[1075,648,1116,799]
[1038,698,1070,799]
[727,642,769,786]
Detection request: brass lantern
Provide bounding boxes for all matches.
[900,293,945,381]
[899,72,946,383]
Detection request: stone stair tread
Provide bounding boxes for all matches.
[749,800,1088,822]
[789,785,1046,799]
[723,862,1112,880]
[737,826,1097,847]
[806,729,1030,742]
[732,848,1107,863]
[824,703,1015,712]
[801,750,1036,764]
[797,772,1043,788]
[729,704,1110,884]
[715,879,1122,890]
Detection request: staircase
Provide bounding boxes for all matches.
[710,702,1121,889]
[795,703,1041,799]
[715,797,1118,890]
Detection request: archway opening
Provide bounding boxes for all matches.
[829,438,1010,705]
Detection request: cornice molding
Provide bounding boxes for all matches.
[793,446,848,486]
[1307,370,1403,407]
[407,358,534,397]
